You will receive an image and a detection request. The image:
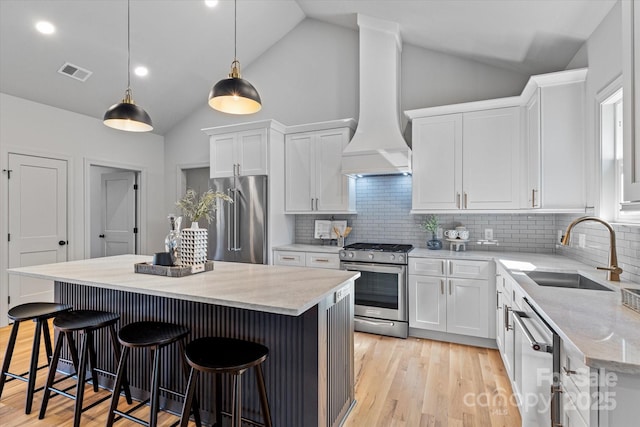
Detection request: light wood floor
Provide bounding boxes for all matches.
[0,322,520,426]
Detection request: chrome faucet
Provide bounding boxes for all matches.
[561,216,623,281]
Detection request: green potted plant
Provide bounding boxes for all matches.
[421,215,442,250]
[176,188,232,229]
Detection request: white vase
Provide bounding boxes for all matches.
[190,221,199,229]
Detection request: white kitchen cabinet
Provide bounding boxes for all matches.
[623,0,640,202]
[411,106,520,211]
[273,249,340,270]
[285,120,356,213]
[522,69,587,210]
[208,128,268,178]
[409,258,494,339]
[496,264,515,379]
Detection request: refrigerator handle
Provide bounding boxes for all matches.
[227,188,233,251]
[233,188,240,251]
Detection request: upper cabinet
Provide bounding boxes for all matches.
[203,121,286,178]
[522,69,587,210]
[284,119,357,214]
[410,103,521,211]
[406,67,587,213]
[623,1,640,203]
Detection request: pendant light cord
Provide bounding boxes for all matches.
[234,0,237,62]
[127,0,131,90]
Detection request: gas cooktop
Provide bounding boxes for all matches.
[343,243,414,253]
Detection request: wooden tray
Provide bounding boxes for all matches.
[134,260,214,277]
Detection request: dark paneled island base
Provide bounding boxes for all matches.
[55,281,354,427]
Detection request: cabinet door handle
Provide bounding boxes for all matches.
[532,189,536,208]
[449,261,453,275]
[281,256,296,261]
[456,193,461,209]
[464,192,468,209]
[441,260,445,275]
[496,290,502,309]
[562,366,577,376]
[315,258,329,263]
[311,198,314,210]
[448,280,452,295]
[315,198,319,210]
[440,279,445,295]
[504,306,513,331]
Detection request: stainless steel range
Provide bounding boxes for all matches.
[339,243,413,338]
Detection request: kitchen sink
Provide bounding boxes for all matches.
[525,271,613,292]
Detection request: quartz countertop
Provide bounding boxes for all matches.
[273,244,343,254]
[8,255,359,317]
[411,248,640,373]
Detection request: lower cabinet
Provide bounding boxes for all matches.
[273,250,340,270]
[409,258,494,339]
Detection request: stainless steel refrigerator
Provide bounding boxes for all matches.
[208,175,268,264]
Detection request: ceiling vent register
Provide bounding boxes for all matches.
[57,62,92,82]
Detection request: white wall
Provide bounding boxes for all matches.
[164,18,530,213]
[0,93,166,324]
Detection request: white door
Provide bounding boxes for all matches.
[446,278,489,338]
[100,172,136,256]
[315,129,349,211]
[285,133,314,212]
[463,107,520,209]
[408,275,447,332]
[412,114,463,210]
[210,133,237,178]
[8,153,67,308]
[237,129,268,176]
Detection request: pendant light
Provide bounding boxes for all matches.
[103,0,153,132]
[208,0,261,114]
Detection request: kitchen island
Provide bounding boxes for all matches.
[9,255,360,427]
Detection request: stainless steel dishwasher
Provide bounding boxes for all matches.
[512,298,560,427]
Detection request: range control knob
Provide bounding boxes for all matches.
[348,252,354,258]
[389,254,396,261]
[398,255,405,262]
[368,252,374,260]
[339,250,346,258]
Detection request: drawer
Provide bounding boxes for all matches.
[305,253,340,269]
[562,387,589,427]
[450,260,489,279]
[409,258,445,276]
[273,251,305,267]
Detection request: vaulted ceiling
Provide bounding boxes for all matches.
[0,0,617,135]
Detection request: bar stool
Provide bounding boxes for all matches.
[179,337,272,427]
[0,302,72,414]
[38,309,132,427]
[106,321,202,427]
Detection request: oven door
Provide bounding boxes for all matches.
[341,262,407,322]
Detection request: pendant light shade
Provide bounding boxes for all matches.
[103,0,153,132]
[208,60,261,114]
[208,0,261,114]
[104,88,153,132]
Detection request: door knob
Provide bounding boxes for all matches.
[58,240,67,246]
[99,234,105,238]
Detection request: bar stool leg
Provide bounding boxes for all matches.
[179,368,199,427]
[39,331,65,419]
[149,348,161,427]
[87,331,100,392]
[66,332,81,371]
[108,324,132,403]
[231,373,242,427]
[41,318,54,361]
[215,373,223,427]
[105,346,130,427]
[255,364,272,427]
[178,340,202,427]
[24,318,44,413]
[0,321,20,397]
[73,332,90,427]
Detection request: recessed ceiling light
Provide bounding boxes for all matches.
[35,21,55,35]
[134,66,148,77]
[204,0,219,7]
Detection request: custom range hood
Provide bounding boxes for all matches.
[342,15,411,176]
